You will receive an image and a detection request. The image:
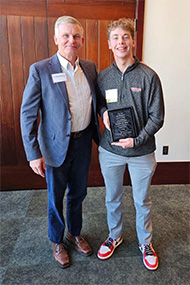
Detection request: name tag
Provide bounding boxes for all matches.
[105,89,118,103]
[52,73,67,83]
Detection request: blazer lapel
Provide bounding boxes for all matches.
[79,59,97,110]
[79,60,93,91]
[48,54,70,109]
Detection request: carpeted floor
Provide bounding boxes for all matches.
[0,184,190,285]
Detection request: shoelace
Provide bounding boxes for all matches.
[144,244,154,256]
[104,237,114,248]
[76,236,85,244]
[56,244,66,253]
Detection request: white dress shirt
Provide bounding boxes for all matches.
[57,52,92,132]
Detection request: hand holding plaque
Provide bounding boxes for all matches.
[108,107,137,142]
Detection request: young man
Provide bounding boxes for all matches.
[21,16,100,268]
[97,18,164,271]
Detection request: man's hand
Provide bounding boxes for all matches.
[111,138,134,149]
[103,110,110,130]
[29,158,46,178]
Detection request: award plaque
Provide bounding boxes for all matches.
[108,107,137,142]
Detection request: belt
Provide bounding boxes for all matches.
[71,125,91,139]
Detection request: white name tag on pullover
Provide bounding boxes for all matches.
[105,89,118,103]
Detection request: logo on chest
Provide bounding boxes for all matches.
[130,87,142,92]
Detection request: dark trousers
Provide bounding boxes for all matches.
[45,130,92,244]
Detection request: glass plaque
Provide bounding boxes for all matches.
[108,107,137,142]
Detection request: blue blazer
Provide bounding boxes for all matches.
[21,54,100,167]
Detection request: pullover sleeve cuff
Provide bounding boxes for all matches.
[99,107,107,120]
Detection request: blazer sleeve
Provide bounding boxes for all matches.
[20,64,42,161]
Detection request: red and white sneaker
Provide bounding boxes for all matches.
[139,243,158,270]
[97,236,123,260]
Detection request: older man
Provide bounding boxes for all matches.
[21,16,100,268]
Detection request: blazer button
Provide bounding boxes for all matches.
[66,134,70,137]
[68,117,71,120]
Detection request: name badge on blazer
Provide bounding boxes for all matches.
[52,73,67,83]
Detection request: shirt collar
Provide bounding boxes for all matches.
[57,52,80,72]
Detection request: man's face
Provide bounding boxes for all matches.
[54,23,84,61]
[108,28,135,61]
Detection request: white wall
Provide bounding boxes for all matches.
[143,0,190,162]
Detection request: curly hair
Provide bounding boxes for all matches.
[107,18,135,39]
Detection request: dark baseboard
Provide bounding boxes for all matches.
[1,166,47,191]
[151,162,190,185]
[88,161,190,186]
[1,162,189,190]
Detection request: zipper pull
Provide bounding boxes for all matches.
[121,74,124,81]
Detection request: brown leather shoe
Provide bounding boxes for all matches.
[66,231,92,256]
[52,243,70,268]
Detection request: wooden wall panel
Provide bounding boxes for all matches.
[135,0,145,61]
[1,0,150,190]
[48,0,135,4]
[99,20,111,71]
[21,17,36,84]
[1,15,17,166]
[48,17,57,56]
[34,17,49,62]
[7,16,26,165]
[47,2,135,20]
[86,20,98,67]
[1,0,47,17]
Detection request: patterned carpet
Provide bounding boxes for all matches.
[0,184,190,285]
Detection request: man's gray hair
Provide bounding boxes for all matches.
[54,16,84,36]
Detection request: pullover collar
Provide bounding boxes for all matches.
[112,56,139,75]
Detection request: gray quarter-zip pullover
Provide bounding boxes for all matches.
[97,57,165,157]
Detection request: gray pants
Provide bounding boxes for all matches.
[99,146,157,245]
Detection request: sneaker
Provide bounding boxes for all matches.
[97,236,123,260]
[139,243,158,270]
